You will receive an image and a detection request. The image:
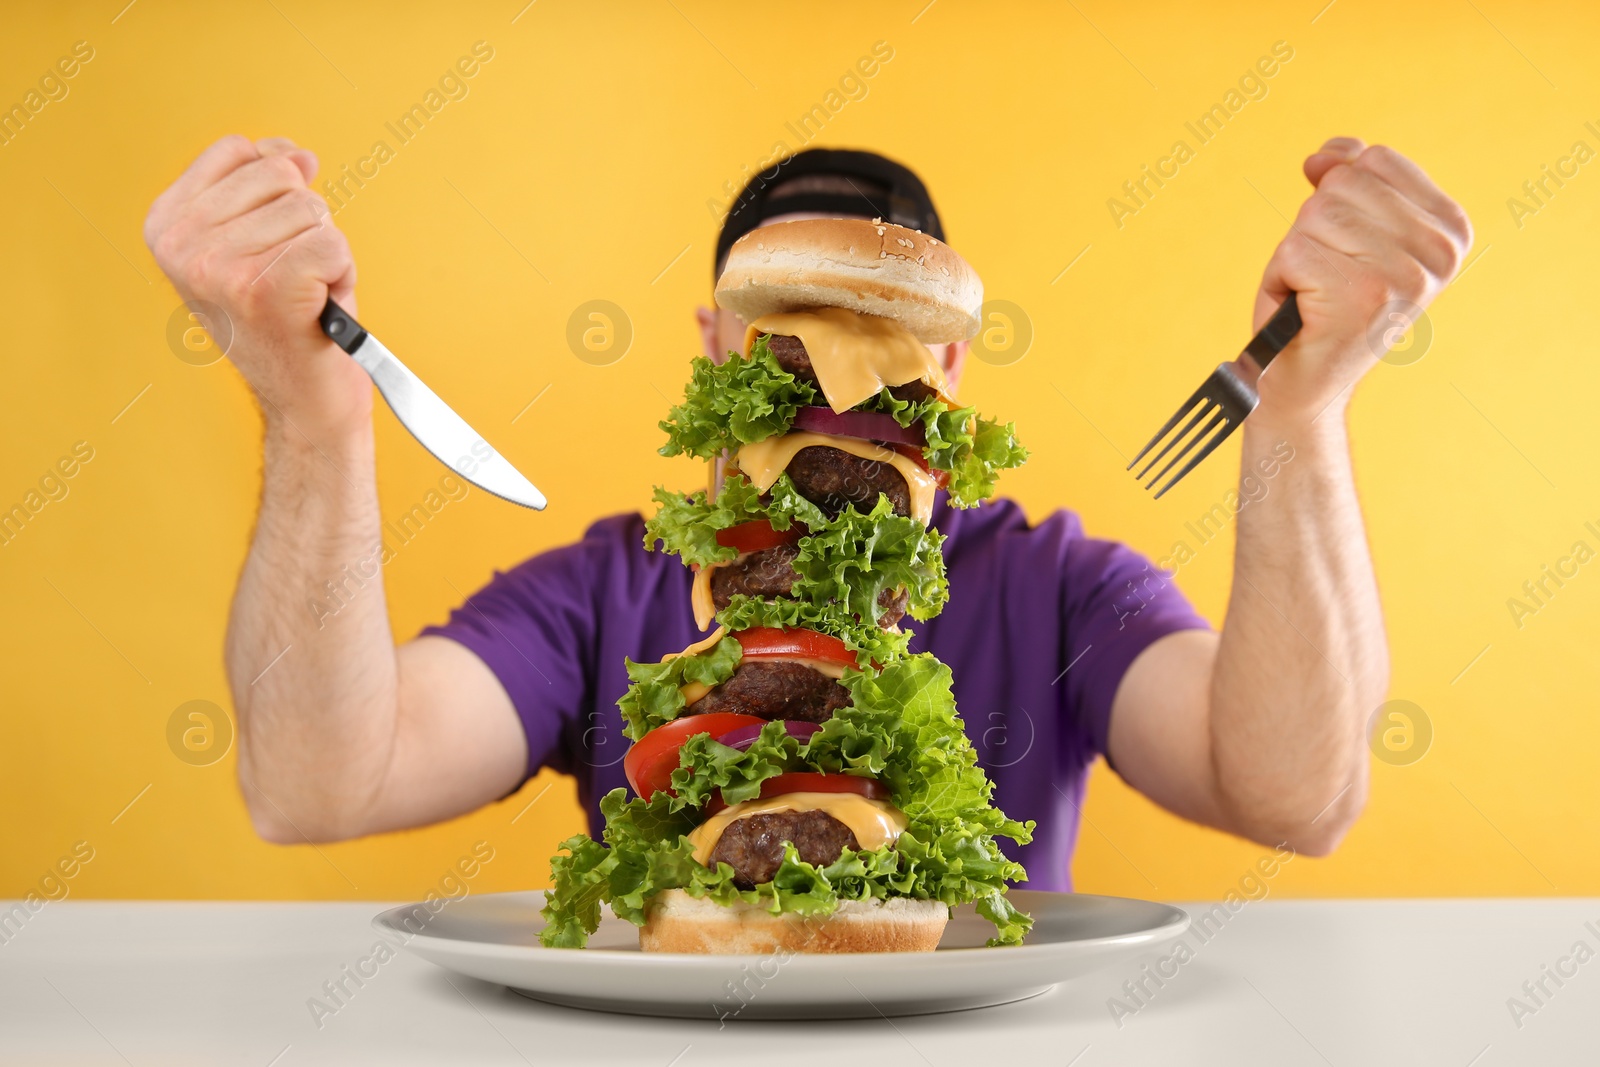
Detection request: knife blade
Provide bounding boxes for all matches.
[318,299,546,510]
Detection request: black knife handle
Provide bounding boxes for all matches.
[319,298,368,354]
[1242,292,1301,370]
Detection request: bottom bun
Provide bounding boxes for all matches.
[639,889,949,954]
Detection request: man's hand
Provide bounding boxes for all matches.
[1252,137,1474,420]
[145,135,527,843]
[144,135,370,442]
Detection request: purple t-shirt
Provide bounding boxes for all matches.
[424,494,1208,891]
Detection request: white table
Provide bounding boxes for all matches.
[1,899,1594,1065]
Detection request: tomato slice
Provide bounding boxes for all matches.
[704,771,889,817]
[734,627,855,667]
[624,712,767,800]
[715,518,803,554]
[889,443,951,490]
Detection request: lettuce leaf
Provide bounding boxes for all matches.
[616,634,742,741]
[537,833,616,948]
[658,336,817,458]
[670,722,800,808]
[642,476,778,567]
[658,344,1027,507]
[786,494,948,623]
[871,390,1030,508]
[822,654,1034,839]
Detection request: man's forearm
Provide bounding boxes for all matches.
[225,418,399,842]
[1109,140,1465,854]
[1209,407,1387,852]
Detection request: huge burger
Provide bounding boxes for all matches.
[540,218,1033,953]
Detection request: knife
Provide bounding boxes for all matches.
[319,298,547,510]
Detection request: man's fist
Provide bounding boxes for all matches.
[1253,137,1473,420]
[145,135,371,440]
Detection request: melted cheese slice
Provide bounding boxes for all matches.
[690,562,723,632]
[664,627,726,661]
[734,431,936,526]
[745,307,947,414]
[688,791,908,866]
[670,627,726,707]
[782,657,848,679]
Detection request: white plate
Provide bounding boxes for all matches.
[373,890,1189,1020]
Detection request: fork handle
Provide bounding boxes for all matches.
[1242,292,1301,370]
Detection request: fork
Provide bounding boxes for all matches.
[1127,293,1302,499]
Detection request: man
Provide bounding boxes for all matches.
[144,135,1470,887]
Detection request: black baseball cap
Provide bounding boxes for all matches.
[714,148,946,278]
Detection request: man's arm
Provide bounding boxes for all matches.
[1107,138,1473,855]
[146,136,527,842]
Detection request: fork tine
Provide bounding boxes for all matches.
[1130,299,1290,497]
[1153,415,1240,499]
[1134,398,1216,481]
[1126,379,1212,472]
[1144,406,1227,490]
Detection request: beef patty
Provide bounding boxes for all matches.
[709,543,908,629]
[707,808,860,888]
[688,659,851,724]
[765,333,937,404]
[785,445,911,519]
[709,542,799,602]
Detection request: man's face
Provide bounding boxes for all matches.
[697,211,969,394]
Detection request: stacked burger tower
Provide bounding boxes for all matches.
[540,219,1034,953]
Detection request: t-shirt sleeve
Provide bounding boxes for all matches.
[417,538,600,784]
[1059,534,1212,761]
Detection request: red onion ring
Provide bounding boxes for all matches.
[716,720,823,751]
[791,406,926,449]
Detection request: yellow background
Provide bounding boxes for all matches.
[3,0,1597,905]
